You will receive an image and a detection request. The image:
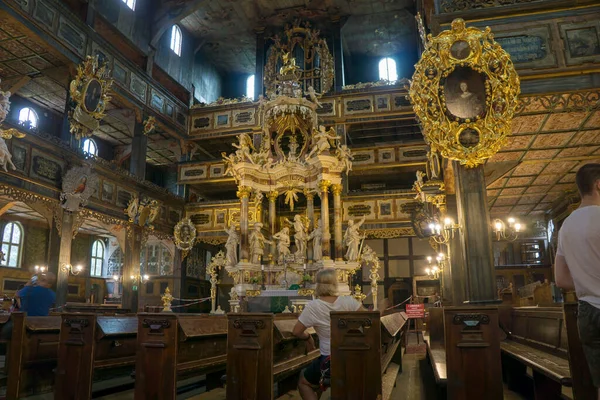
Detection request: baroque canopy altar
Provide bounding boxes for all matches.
[222,49,362,299]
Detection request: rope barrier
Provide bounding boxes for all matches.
[169,296,212,309]
[384,295,413,311]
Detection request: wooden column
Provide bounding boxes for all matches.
[55,209,74,307]
[254,28,265,99]
[130,118,147,179]
[306,191,315,263]
[331,17,345,92]
[238,186,251,262]
[446,195,466,306]
[123,225,142,312]
[332,184,343,260]
[454,163,496,303]
[319,181,331,259]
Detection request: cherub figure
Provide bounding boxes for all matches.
[336,144,353,174]
[232,133,255,164]
[306,86,322,108]
[307,126,339,159]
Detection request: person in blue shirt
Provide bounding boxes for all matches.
[17,272,56,316]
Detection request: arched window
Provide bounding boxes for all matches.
[1,222,23,268]
[18,107,38,129]
[246,75,255,100]
[121,0,135,10]
[170,25,182,57]
[90,240,105,277]
[82,138,98,156]
[378,57,398,82]
[141,242,173,276]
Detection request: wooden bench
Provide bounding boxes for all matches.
[134,313,228,399]
[423,307,447,396]
[54,313,138,398]
[63,302,131,314]
[4,312,60,399]
[225,313,320,399]
[330,311,408,400]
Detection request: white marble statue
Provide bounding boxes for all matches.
[308,220,323,261]
[0,137,16,172]
[344,215,366,262]
[249,222,271,264]
[336,144,353,174]
[307,125,339,158]
[272,226,291,264]
[232,133,255,164]
[225,225,240,267]
[286,215,307,262]
[306,86,322,108]
[416,170,426,186]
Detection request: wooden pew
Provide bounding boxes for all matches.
[134,313,228,399]
[63,302,131,314]
[54,313,137,398]
[330,311,408,400]
[501,307,571,399]
[5,312,60,399]
[225,313,320,399]
[423,307,447,391]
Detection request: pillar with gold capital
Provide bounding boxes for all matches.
[331,184,343,261]
[319,180,331,259]
[305,189,315,263]
[267,190,278,263]
[237,186,252,262]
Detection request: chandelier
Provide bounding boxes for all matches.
[428,217,460,245]
[425,253,447,279]
[492,217,523,241]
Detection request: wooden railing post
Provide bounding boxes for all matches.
[226,313,274,400]
[55,313,98,399]
[134,313,178,400]
[6,312,25,399]
[330,311,382,400]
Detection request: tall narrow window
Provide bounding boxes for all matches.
[90,240,105,277]
[246,75,255,100]
[82,138,98,156]
[378,57,398,82]
[121,0,135,10]
[170,25,182,57]
[1,222,23,268]
[18,107,38,129]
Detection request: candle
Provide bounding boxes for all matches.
[261,264,264,271]
[303,264,307,271]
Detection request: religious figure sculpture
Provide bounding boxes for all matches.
[61,165,99,212]
[225,225,239,267]
[232,133,255,164]
[273,227,291,264]
[280,52,299,76]
[306,86,322,108]
[307,125,339,158]
[286,215,308,262]
[249,222,271,264]
[416,170,426,186]
[0,136,16,172]
[344,215,366,262]
[308,220,323,261]
[161,286,173,312]
[336,144,353,174]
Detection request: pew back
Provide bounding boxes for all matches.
[509,307,567,356]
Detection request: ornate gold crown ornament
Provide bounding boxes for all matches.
[409,18,520,167]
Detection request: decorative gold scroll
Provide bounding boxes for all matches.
[409,18,520,167]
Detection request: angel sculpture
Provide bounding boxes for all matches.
[225,225,240,267]
[306,86,322,108]
[344,215,366,262]
[232,133,255,164]
[126,195,140,223]
[306,126,340,159]
[272,227,291,264]
[336,144,353,174]
[0,128,25,172]
[249,222,272,264]
[286,215,308,262]
[416,170,426,186]
[308,220,323,261]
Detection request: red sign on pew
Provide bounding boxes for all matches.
[406,303,425,319]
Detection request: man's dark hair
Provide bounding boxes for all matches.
[575,163,600,196]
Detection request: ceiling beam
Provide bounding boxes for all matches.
[0,202,16,218]
[151,0,209,48]
[8,77,31,94]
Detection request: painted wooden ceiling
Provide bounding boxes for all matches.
[180,0,416,73]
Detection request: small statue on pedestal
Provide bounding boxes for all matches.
[232,133,255,164]
[161,286,173,312]
[249,222,271,264]
[286,215,307,262]
[225,225,239,267]
[307,125,339,158]
[308,220,323,261]
[344,215,366,262]
[273,227,291,264]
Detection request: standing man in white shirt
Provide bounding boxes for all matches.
[555,163,600,399]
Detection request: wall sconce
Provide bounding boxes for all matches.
[428,217,460,245]
[61,263,83,275]
[131,274,149,284]
[425,253,446,279]
[492,217,523,241]
[112,275,120,281]
[34,265,47,273]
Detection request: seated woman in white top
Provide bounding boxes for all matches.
[292,268,363,400]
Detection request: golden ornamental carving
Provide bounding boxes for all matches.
[409,18,520,167]
[143,116,156,135]
[236,186,252,199]
[245,289,262,298]
[0,84,26,172]
[68,56,113,140]
[267,191,279,202]
[364,227,414,239]
[353,285,366,302]
[331,184,343,196]
[197,237,227,246]
[318,180,331,193]
[174,217,196,252]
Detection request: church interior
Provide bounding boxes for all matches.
[0,0,599,398]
